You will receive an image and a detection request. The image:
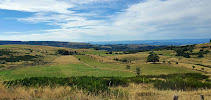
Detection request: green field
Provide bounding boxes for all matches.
[0,44,207,81]
[0,63,134,80]
[132,64,198,75]
[0,54,199,80]
[74,55,127,70]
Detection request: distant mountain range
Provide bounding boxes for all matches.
[0,38,209,51]
[87,38,210,45]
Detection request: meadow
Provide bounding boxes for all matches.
[0,44,211,100]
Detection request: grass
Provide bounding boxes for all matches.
[79,50,107,55]
[0,45,14,48]
[1,82,211,100]
[153,50,175,56]
[74,55,128,70]
[0,44,211,100]
[131,64,198,75]
[0,64,135,80]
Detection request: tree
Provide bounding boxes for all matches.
[147,52,160,64]
[136,67,141,76]
[57,49,69,55]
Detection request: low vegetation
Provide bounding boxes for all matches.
[0,42,211,99]
[3,73,210,93]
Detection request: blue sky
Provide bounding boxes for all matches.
[0,0,210,42]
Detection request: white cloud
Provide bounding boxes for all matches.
[0,0,74,13]
[1,0,211,41]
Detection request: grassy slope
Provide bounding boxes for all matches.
[0,63,134,80]
[132,64,198,75]
[0,44,206,81]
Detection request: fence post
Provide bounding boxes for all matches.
[173,95,178,100]
[200,95,204,100]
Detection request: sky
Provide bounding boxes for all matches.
[0,0,211,42]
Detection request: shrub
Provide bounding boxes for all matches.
[136,67,141,76]
[153,77,211,90]
[0,65,5,68]
[104,77,128,87]
[120,59,127,62]
[162,61,165,63]
[198,52,204,57]
[0,60,6,64]
[113,58,119,61]
[0,55,38,62]
[0,49,15,55]
[130,77,150,84]
[126,65,130,69]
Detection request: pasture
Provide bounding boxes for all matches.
[0,44,211,100]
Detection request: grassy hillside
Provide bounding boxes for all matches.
[0,43,211,100]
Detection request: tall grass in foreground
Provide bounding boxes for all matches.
[1,82,211,100]
[1,73,211,99]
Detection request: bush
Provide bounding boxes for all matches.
[120,59,127,62]
[0,65,5,68]
[153,77,211,90]
[130,77,150,84]
[4,73,210,93]
[113,58,119,61]
[162,61,165,63]
[0,49,15,56]
[198,52,204,57]
[136,67,141,76]
[104,77,128,87]
[126,65,130,69]
[0,55,38,62]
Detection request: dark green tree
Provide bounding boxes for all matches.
[147,52,160,64]
[57,49,70,55]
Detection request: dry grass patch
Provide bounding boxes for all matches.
[108,53,149,64]
[0,83,96,100]
[126,83,211,100]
